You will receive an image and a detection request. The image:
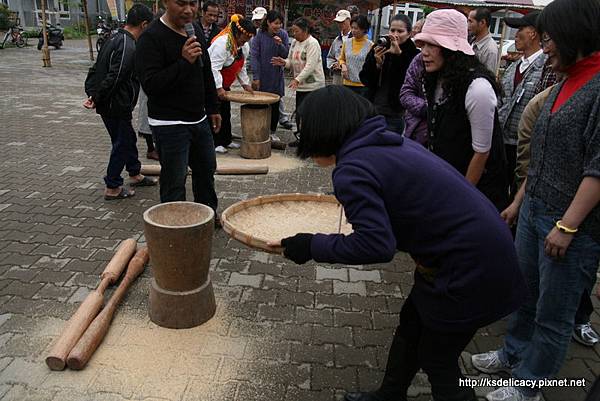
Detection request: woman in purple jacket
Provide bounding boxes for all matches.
[270,86,526,401]
[250,10,289,141]
[399,53,428,146]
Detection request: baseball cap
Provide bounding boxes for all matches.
[504,11,540,29]
[334,9,351,22]
[252,7,267,21]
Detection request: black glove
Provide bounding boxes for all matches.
[281,233,313,264]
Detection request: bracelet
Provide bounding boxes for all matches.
[556,220,578,234]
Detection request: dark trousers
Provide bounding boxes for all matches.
[378,296,477,401]
[575,289,594,325]
[215,99,232,148]
[296,91,310,113]
[270,101,280,132]
[139,132,155,152]
[505,144,517,200]
[385,115,405,135]
[151,120,218,211]
[345,85,369,98]
[101,115,141,189]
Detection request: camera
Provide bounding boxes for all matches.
[376,36,391,49]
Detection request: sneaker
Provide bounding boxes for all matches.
[573,322,599,347]
[227,142,241,149]
[279,121,293,130]
[270,134,281,142]
[486,386,540,401]
[471,350,512,374]
[215,146,228,154]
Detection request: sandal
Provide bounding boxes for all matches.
[104,187,135,201]
[130,176,158,187]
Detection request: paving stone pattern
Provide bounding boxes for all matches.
[0,41,599,401]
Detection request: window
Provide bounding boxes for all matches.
[57,0,71,19]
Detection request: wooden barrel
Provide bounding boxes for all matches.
[241,139,271,159]
[240,104,271,159]
[143,202,216,328]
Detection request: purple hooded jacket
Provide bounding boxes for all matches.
[311,116,525,332]
[399,53,428,146]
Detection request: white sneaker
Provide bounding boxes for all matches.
[215,146,228,154]
[227,142,240,149]
[471,350,512,374]
[270,134,281,142]
[486,386,540,401]
[573,322,600,347]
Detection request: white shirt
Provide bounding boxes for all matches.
[208,35,251,89]
[519,49,544,74]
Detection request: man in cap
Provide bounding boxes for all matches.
[327,9,352,85]
[497,11,545,200]
[251,6,267,29]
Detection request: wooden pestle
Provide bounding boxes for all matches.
[45,239,137,371]
[66,247,149,370]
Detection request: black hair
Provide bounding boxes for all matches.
[292,17,311,33]
[232,17,257,37]
[537,0,600,68]
[390,13,412,33]
[126,3,153,26]
[296,86,378,159]
[471,7,492,27]
[351,15,370,32]
[202,1,218,13]
[261,10,283,32]
[424,48,499,101]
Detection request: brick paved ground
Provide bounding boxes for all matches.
[0,41,598,401]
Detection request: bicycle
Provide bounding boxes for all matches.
[0,25,26,49]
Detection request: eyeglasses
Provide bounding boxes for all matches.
[541,35,553,48]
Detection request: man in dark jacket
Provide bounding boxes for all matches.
[199,1,219,45]
[84,3,156,200]
[136,0,220,212]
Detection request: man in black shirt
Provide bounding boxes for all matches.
[136,0,221,211]
[84,4,156,200]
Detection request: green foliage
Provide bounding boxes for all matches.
[23,29,41,38]
[422,6,435,17]
[64,25,86,39]
[0,4,12,31]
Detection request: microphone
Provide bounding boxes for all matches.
[184,22,203,67]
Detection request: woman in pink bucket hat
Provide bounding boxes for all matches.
[414,9,509,212]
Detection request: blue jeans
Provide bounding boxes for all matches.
[101,116,141,189]
[151,120,218,211]
[499,195,600,396]
[385,116,405,135]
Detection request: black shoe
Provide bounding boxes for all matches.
[279,121,293,130]
[344,392,385,401]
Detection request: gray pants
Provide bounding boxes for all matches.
[332,72,343,85]
[278,99,290,124]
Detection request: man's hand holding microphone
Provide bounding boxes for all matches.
[182,23,203,65]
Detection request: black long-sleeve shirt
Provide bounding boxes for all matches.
[136,19,218,122]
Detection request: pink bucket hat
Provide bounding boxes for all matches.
[414,9,474,56]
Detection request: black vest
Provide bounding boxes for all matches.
[426,73,508,210]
